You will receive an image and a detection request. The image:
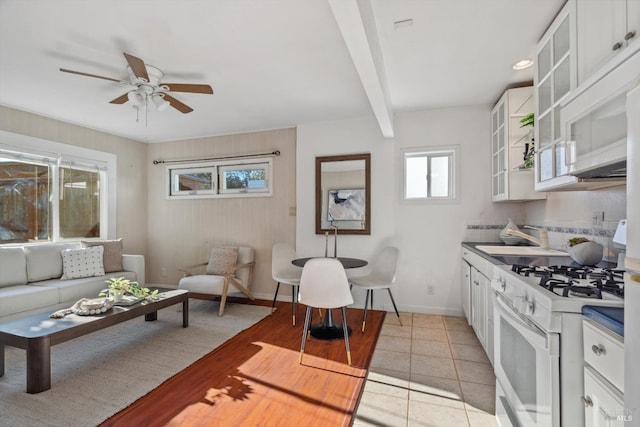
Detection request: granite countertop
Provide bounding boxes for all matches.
[462,242,616,268]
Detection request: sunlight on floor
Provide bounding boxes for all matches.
[353,313,498,427]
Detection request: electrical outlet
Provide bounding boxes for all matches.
[161,267,167,277]
[427,285,435,295]
[592,211,604,227]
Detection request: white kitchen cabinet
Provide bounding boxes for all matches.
[461,260,471,325]
[490,86,545,201]
[584,367,626,426]
[534,0,578,191]
[582,319,626,425]
[470,266,487,346]
[577,0,640,85]
[461,247,493,365]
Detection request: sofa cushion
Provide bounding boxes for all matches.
[24,243,81,282]
[32,271,138,304]
[0,247,27,288]
[82,238,123,273]
[0,285,60,317]
[61,246,105,280]
[206,247,239,275]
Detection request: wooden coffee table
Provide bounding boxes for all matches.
[0,288,188,393]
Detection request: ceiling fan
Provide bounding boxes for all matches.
[60,52,213,114]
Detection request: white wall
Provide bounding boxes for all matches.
[145,128,297,299]
[392,107,525,315]
[296,116,396,307]
[297,108,526,315]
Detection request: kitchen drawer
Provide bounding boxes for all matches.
[583,319,624,392]
[461,249,493,278]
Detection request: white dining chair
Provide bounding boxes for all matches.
[349,246,402,332]
[298,257,354,366]
[270,243,303,325]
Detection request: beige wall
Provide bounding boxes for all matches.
[0,106,148,257]
[145,128,296,300]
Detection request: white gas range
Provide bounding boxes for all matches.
[491,263,624,426]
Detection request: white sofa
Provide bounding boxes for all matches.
[0,242,145,320]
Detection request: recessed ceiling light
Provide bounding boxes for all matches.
[513,59,534,70]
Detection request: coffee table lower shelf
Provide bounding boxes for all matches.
[0,289,188,394]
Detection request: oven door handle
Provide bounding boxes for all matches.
[495,294,548,350]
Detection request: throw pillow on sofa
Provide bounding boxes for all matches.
[82,238,123,273]
[206,247,239,275]
[61,246,105,280]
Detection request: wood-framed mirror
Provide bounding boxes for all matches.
[316,153,370,235]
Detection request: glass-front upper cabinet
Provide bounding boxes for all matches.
[534,0,578,191]
[490,87,545,201]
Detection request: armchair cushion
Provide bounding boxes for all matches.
[206,247,239,275]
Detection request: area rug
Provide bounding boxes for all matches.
[0,300,271,427]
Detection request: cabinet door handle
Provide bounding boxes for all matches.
[582,396,593,407]
[625,31,636,41]
[612,41,623,51]
[591,344,606,356]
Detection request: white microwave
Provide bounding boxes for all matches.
[560,49,640,179]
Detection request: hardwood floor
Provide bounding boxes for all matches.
[100,298,384,426]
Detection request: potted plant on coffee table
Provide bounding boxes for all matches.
[100,277,158,302]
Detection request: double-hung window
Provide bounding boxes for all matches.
[403,146,458,201]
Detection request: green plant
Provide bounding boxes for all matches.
[519,112,535,168]
[568,237,592,247]
[100,277,158,299]
[520,112,534,128]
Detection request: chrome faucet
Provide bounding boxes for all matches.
[506,226,549,249]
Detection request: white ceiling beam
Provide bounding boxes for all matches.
[328,0,394,138]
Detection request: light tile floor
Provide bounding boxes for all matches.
[354,313,498,427]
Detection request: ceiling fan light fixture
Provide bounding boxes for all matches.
[152,93,170,111]
[127,89,146,106]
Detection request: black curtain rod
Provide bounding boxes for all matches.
[153,150,281,165]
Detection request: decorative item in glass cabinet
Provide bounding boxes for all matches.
[520,112,535,169]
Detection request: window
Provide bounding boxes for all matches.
[169,166,217,197]
[167,158,272,199]
[403,146,458,201]
[0,131,115,244]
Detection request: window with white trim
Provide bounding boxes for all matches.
[403,146,458,201]
[167,158,272,199]
[0,131,116,244]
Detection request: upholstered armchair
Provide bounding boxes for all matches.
[178,246,255,316]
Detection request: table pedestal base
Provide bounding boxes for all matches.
[310,324,352,340]
[310,309,352,340]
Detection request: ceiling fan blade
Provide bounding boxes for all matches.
[160,83,214,94]
[123,52,149,82]
[59,68,122,83]
[162,93,193,114]
[109,93,129,104]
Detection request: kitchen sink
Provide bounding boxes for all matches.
[475,245,568,257]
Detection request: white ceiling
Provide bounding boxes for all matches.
[0,0,564,143]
